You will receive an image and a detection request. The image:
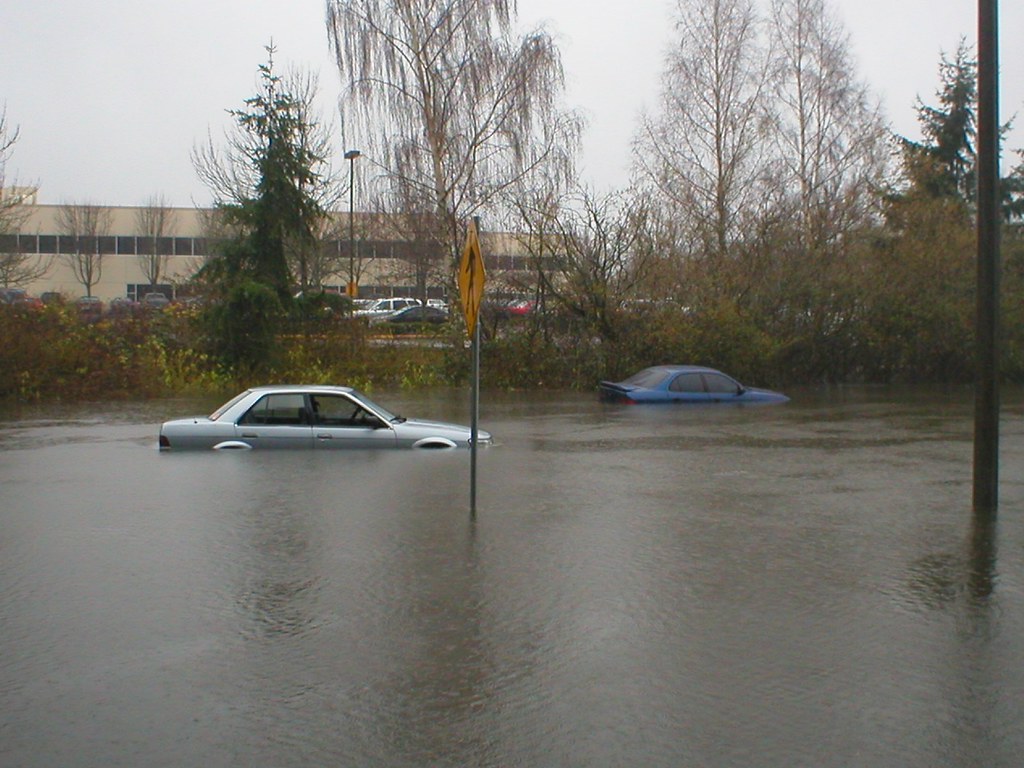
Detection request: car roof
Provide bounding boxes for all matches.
[247,384,357,395]
[646,365,721,374]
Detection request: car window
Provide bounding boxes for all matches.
[668,372,705,393]
[703,373,740,394]
[239,393,309,425]
[309,393,385,427]
[623,368,670,389]
[309,394,362,425]
[349,391,397,422]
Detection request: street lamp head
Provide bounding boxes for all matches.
[344,149,361,160]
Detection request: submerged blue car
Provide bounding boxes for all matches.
[598,366,789,405]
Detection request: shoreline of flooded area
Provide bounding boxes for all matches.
[2,386,1023,767]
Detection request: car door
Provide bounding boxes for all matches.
[234,392,314,448]
[309,393,398,448]
[666,371,713,403]
[701,372,744,402]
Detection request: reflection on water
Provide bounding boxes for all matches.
[1,387,1024,766]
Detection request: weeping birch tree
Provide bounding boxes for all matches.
[636,0,771,262]
[326,0,580,285]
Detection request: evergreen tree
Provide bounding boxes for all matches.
[898,40,977,205]
[221,49,326,300]
[193,47,332,372]
[1003,154,1024,223]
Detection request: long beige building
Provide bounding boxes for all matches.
[2,201,534,303]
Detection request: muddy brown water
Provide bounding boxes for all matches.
[2,386,1023,766]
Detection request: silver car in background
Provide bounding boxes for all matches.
[158,385,491,450]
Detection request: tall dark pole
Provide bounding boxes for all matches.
[344,149,361,298]
[973,0,1000,512]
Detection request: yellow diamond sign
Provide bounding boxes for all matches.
[458,218,486,338]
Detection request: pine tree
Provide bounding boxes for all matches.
[193,47,332,372]
[899,40,977,205]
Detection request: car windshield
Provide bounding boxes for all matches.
[352,390,401,422]
[622,368,671,389]
[209,391,251,420]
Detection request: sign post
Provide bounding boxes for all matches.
[458,217,486,518]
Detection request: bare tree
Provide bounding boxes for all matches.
[767,0,888,252]
[326,0,580,273]
[305,212,347,290]
[135,194,177,290]
[0,106,48,287]
[535,189,660,342]
[0,106,30,232]
[0,230,52,288]
[636,0,772,261]
[57,202,113,297]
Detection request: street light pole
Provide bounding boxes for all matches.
[344,149,361,297]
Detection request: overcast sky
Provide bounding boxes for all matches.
[2,0,1021,207]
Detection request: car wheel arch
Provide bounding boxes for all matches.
[411,437,458,449]
[213,440,253,450]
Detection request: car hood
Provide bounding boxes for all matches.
[397,417,492,441]
[742,387,790,402]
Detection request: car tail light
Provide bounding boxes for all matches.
[159,434,170,448]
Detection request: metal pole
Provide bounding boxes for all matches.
[973,0,1000,512]
[348,163,354,290]
[344,149,361,297]
[470,312,480,520]
[469,216,482,519]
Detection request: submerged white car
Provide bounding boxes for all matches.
[159,385,491,451]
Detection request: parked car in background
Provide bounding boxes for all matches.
[355,297,421,317]
[504,298,535,317]
[373,304,449,330]
[0,287,43,308]
[141,292,171,310]
[108,297,141,315]
[158,385,492,450]
[485,297,535,320]
[75,296,104,321]
[599,366,789,405]
[0,287,24,304]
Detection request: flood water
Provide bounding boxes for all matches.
[2,386,1023,767]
